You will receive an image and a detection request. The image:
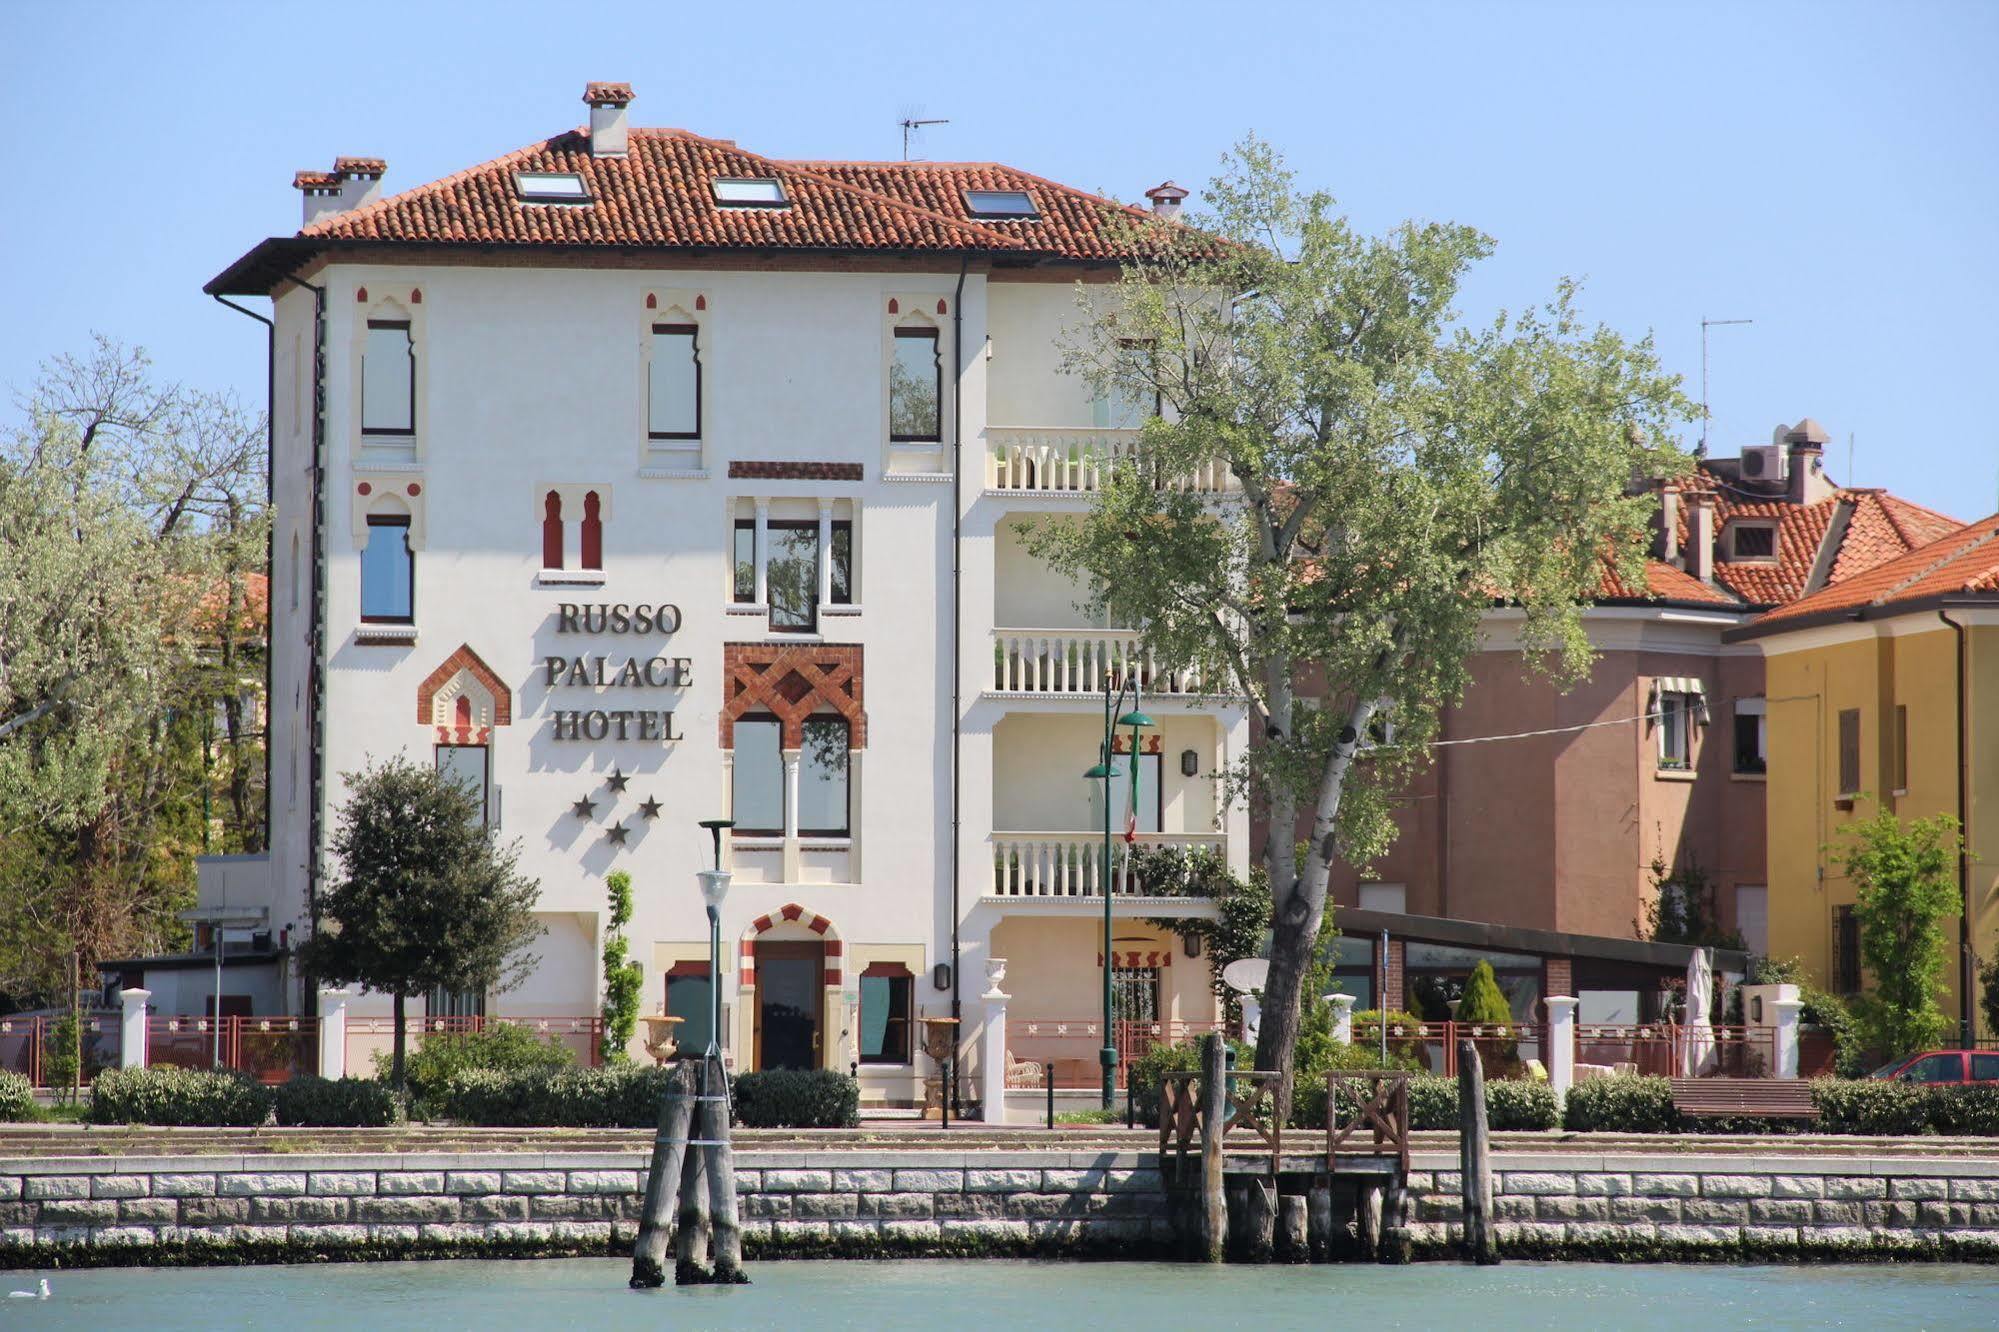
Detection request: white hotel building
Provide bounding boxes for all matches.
[198,84,1248,1111]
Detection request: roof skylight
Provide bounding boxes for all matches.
[515,172,591,203]
[964,189,1039,219]
[712,178,789,208]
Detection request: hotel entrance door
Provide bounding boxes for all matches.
[754,941,823,1070]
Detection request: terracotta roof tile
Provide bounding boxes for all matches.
[1597,558,1737,607]
[582,82,634,106]
[296,129,1181,261]
[1750,513,1999,627]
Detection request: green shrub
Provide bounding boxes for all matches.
[379,1023,575,1116]
[1350,1010,1428,1063]
[1810,1078,1936,1135]
[1126,1037,1255,1128]
[438,1064,672,1128]
[1929,1083,1999,1137]
[1054,1107,1123,1125]
[1562,1075,1680,1133]
[1291,1040,1424,1128]
[732,1068,859,1128]
[88,1066,272,1127]
[1486,1079,1561,1130]
[273,1075,404,1127]
[0,1071,34,1121]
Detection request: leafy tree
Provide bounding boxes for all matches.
[1027,139,1690,1121]
[1136,844,1271,1025]
[1837,810,1963,1058]
[600,870,642,1063]
[301,755,544,1088]
[1642,857,1745,949]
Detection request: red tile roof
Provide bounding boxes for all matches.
[1747,513,1999,628]
[1597,558,1737,607]
[1669,463,1960,608]
[582,82,634,106]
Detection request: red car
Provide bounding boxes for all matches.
[1868,1050,1999,1085]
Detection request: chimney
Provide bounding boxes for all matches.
[294,170,342,228]
[1144,180,1189,219]
[583,82,634,158]
[1659,483,1681,563]
[332,157,385,213]
[1784,417,1835,504]
[1687,491,1716,583]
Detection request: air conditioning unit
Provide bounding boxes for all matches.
[1738,445,1785,482]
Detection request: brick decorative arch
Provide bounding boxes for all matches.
[416,644,512,742]
[720,644,866,749]
[738,903,843,987]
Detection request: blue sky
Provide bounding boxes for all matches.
[3,0,1993,516]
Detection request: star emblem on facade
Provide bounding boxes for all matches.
[605,767,630,794]
[638,796,664,820]
[571,796,597,820]
[604,821,630,846]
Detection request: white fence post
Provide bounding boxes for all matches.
[980,960,1010,1124]
[1327,993,1356,1046]
[119,988,150,1069]
[1772,996,1804,1080]
[318,989,351,1080]
[1544,996,1577,1104]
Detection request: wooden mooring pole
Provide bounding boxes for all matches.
[699,1052,749,1283]
[629,1060,696,1288]
[1196,1033,1227,1263]
[1456,1039,1498,1265]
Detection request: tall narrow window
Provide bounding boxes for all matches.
[426,985,485,1019]
[1112,966,1162,1023]
[1094,339,1160,429]
[1893,704,1909,793]
[858,963,912,1064]
[649,324,701,439]
[1733,699,1766,775]
[767,521,820,632]
[666,963,713,1053]
[436,743,490,828]
[889,327,941,442]
[541,492,564,569]
[360,515,413,622]
[362,320,415,435]
[581,491,604,571]
[830,520,853,604]
[732,521,758,603]
[732,717,783,835]
[1837,708,1861,796]
[798,716,850,836]
[1657,693,1692,770]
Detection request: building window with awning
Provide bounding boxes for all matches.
[1651,678,1706,772]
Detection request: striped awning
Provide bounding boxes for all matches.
[1651,676,1706,698]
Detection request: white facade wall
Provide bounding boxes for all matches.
[228,259,1246,1103]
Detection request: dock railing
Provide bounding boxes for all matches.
[1158,1067,1283,1180]
[1325,1069,1413,1174]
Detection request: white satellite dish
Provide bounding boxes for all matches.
[1220,958,1270,994]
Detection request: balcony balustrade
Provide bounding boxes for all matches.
[987,428,1237,494]
[989,830,1226,899]
[991,629,1208,696]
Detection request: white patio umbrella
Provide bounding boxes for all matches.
[1682,947,1716,1076]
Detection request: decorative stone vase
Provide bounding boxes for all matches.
[640,1014,685,1065]
[982,957,1008,1000]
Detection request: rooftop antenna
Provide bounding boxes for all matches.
[1847,430,1856,487]
[900,115,948,162]
[1699,316,1754,458]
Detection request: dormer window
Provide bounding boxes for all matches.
[515,172,590,203]
[1726,521,1778,561]
[964,189,1038,219]
[712,178,788,208]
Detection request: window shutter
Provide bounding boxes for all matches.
[1837,709,1861,796]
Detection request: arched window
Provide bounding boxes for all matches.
[541,491,564,569]
[581,491,603,571]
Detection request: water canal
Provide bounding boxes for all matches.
[5,1258,1995,1330]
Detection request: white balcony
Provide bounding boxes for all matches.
[988,831,1226,903]
[987,428,1237,495]
[991,629,1209,696]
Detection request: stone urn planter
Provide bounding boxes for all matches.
[640,1014,685,1065]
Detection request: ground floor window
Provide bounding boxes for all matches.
[858,963,912,1064]
[666,962,713,1053]
[1405,942,1541,1023]
[1325,935,1376,1012]
[1112,966,1162,1024]
[426,985,484,1019]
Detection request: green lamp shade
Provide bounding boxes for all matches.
[1117,711,1156,729]
[1083,762,1124,780]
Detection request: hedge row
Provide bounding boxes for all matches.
[1561,1075,1999,1136]
[436,1065,859,1128]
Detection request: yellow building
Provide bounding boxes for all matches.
[1728,513,1999,1041]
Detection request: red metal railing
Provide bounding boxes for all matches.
[0,1015,123,1088]
[344,1014,605,1075]
[1004,1017,1227,1089]
[1351,1019,1549,1081]
[1574,1022,1774,1078]
[147,1016,319,1084]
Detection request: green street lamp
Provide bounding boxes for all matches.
[1084,670,1154,1109]
[697,819,735,1058]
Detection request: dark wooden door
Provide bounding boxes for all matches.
[755,942,823,1071]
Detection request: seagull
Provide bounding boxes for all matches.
[7,1278,49,1299]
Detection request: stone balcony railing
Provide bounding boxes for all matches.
[989,831,1226,899]
[987,428,1237,494]
[991,629,1209,696]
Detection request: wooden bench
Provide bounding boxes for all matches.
[1669,1077,1819,1120]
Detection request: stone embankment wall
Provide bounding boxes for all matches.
[1,1147,1996,1264]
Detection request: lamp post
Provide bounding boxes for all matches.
[1084,669,1153,1109]
[697,819,735,1058]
